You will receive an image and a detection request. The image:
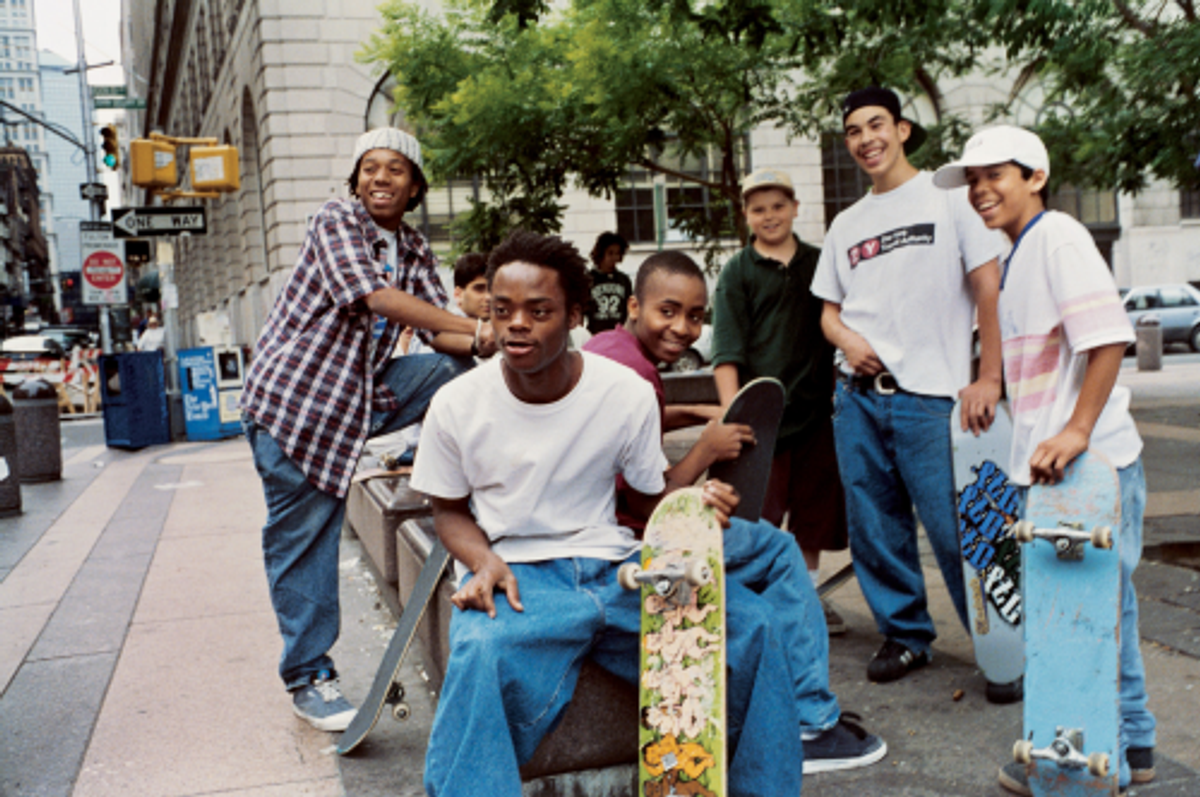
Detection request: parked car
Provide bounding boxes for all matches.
[38,325,98,352]
[0,335,67,385]
[1122,284,1200,352]
[664,324,714,373]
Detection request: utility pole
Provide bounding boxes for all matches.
[72,0,112,353]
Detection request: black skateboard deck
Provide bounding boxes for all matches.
[337,540,451,754]
[707,377,785,521]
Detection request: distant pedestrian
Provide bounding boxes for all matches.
[933,124,1157,795]
[711,167,850,636]
[811,86,1005,687]
[136,315,164,352]
[584,231,631,333]
[240,127,494,733]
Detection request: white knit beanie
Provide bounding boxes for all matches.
[352,128,424,170]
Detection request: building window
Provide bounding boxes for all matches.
[1182,190,1200,220]
[821,130,870,229]
[615,142,743,245]
[1048,185,1118,227]
[413,175,488,253]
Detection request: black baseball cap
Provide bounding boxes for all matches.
[841,86,928,155]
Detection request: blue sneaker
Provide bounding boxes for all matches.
[291,670,356,732]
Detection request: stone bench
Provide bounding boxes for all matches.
[345,475,638,795]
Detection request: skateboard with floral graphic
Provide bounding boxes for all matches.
[618,486,726,797]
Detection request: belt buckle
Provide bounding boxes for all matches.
[874,373,897,395]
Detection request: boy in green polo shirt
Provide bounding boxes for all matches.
[711,168,848,634]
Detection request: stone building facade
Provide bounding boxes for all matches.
[122,0,1200,351]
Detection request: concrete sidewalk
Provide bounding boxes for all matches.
[1,354,1198,796]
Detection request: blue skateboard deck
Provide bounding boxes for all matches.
[1014,451,1121,796]
[950,401,1024,693]
[707,377,784,522]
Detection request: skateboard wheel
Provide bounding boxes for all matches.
[1013,521,1035,543]
[1091,526,1113,550]
[385,682,406,704]
[684,560,711,587]
[1087,752,1109,777]
[391,702,411,722]
[618,562,643,590]
[1013,740,1033,764]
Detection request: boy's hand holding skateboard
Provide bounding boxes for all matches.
[696,421,756,465]
[699,479,740,527]
[1028,428,1090,486]
[958,375,1001,436]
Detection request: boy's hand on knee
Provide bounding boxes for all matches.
[700,479,739,528]
[1029,429,1089,485]
[452,555,523,618]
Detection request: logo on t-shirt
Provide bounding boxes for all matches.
[847,224,935,268]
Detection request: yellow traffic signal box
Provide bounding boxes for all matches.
[130,139,179,188]
[189,145,240,192]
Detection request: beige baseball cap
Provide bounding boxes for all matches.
[741,168,795,200]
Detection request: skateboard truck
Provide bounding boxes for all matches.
[1013,727,1110,778]
[1013,520,1113,561]
[618,560,712,608]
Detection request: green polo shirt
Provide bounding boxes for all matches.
[711,235,834,451]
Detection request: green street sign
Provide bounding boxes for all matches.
[89,85,128,98]
[94,97,146,110]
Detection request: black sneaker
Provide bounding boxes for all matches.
[999,761,1128,796]
[802,713,887,773]
[866,638,930,683]
[1128,746,1155,783]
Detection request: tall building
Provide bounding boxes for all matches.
[0,0,51,329]
[38,49,89,316]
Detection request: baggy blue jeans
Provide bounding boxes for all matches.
[725,517,840,734]
[831,381,970,656]
[245,353,470,690]
[424,528,804,796]
[1015,458,1156,789]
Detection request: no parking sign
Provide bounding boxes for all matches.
[80,221,127,305]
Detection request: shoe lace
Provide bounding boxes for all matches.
[311,678,343,704]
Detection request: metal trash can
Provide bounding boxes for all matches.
[1135,315,1162,372]
[0,393,21,516]
[13,378,62,483]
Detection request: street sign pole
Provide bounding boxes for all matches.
[73,0,111,353]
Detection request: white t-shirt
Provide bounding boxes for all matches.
[811,171,1005,397]
[999,211,1141,485]
[411,351,668,577]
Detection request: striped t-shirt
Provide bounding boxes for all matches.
[998,211,1140,485]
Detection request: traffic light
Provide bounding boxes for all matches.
[131,138,178,188]
[189,145,240,192]
[100,124,120,169]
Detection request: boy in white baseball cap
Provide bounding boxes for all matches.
[935,125,1157,794]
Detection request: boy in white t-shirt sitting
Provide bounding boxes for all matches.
[934,125,1156,795]
[411,230,801,797]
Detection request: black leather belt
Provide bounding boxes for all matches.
[839,371,899,395]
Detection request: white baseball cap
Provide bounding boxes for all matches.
[932,125,1049,189]
[352,127,424,171]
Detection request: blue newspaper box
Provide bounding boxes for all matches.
[179,346,244,441]
[99,352,170,449]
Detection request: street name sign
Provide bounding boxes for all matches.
[80,222,126,306]
[89,85,128,97]
[112,206,208,239]
[94,97,146,110]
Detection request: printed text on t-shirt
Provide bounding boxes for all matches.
[847,224,935,268]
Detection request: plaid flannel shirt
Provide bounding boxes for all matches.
[241,198,449,497]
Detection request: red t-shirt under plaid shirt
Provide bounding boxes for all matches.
[241,198,449,498]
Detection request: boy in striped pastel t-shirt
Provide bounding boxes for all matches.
[934,125,1155,796]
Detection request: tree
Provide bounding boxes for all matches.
[980,0,1200,194]
[362,0,999,260]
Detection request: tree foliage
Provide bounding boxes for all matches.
[980,0,1200,194]
[361,0,1200,257]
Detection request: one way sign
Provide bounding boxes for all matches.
[111,206,208,239]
